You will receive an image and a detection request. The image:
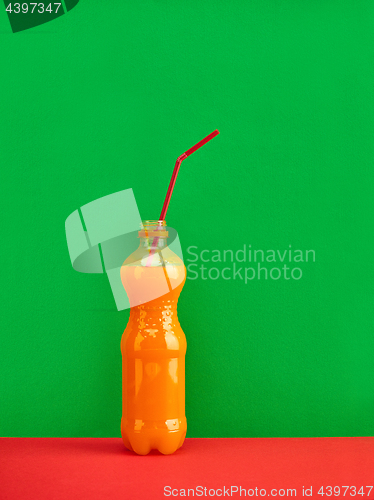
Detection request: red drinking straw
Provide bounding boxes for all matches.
[146,129,220,267]
[159,129,220,220]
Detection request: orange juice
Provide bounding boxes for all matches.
[120,221,187,455]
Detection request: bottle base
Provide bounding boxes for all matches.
[121,418,187,455]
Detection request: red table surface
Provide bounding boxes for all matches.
[0,438,373,500]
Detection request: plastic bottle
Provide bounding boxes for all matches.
[120,220,187,455]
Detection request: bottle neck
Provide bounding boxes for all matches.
[139,237,168,250]
[138,219,168,250]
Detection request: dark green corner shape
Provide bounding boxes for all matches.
[3,0,79,33]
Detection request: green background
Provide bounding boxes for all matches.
[1,1,373,438]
